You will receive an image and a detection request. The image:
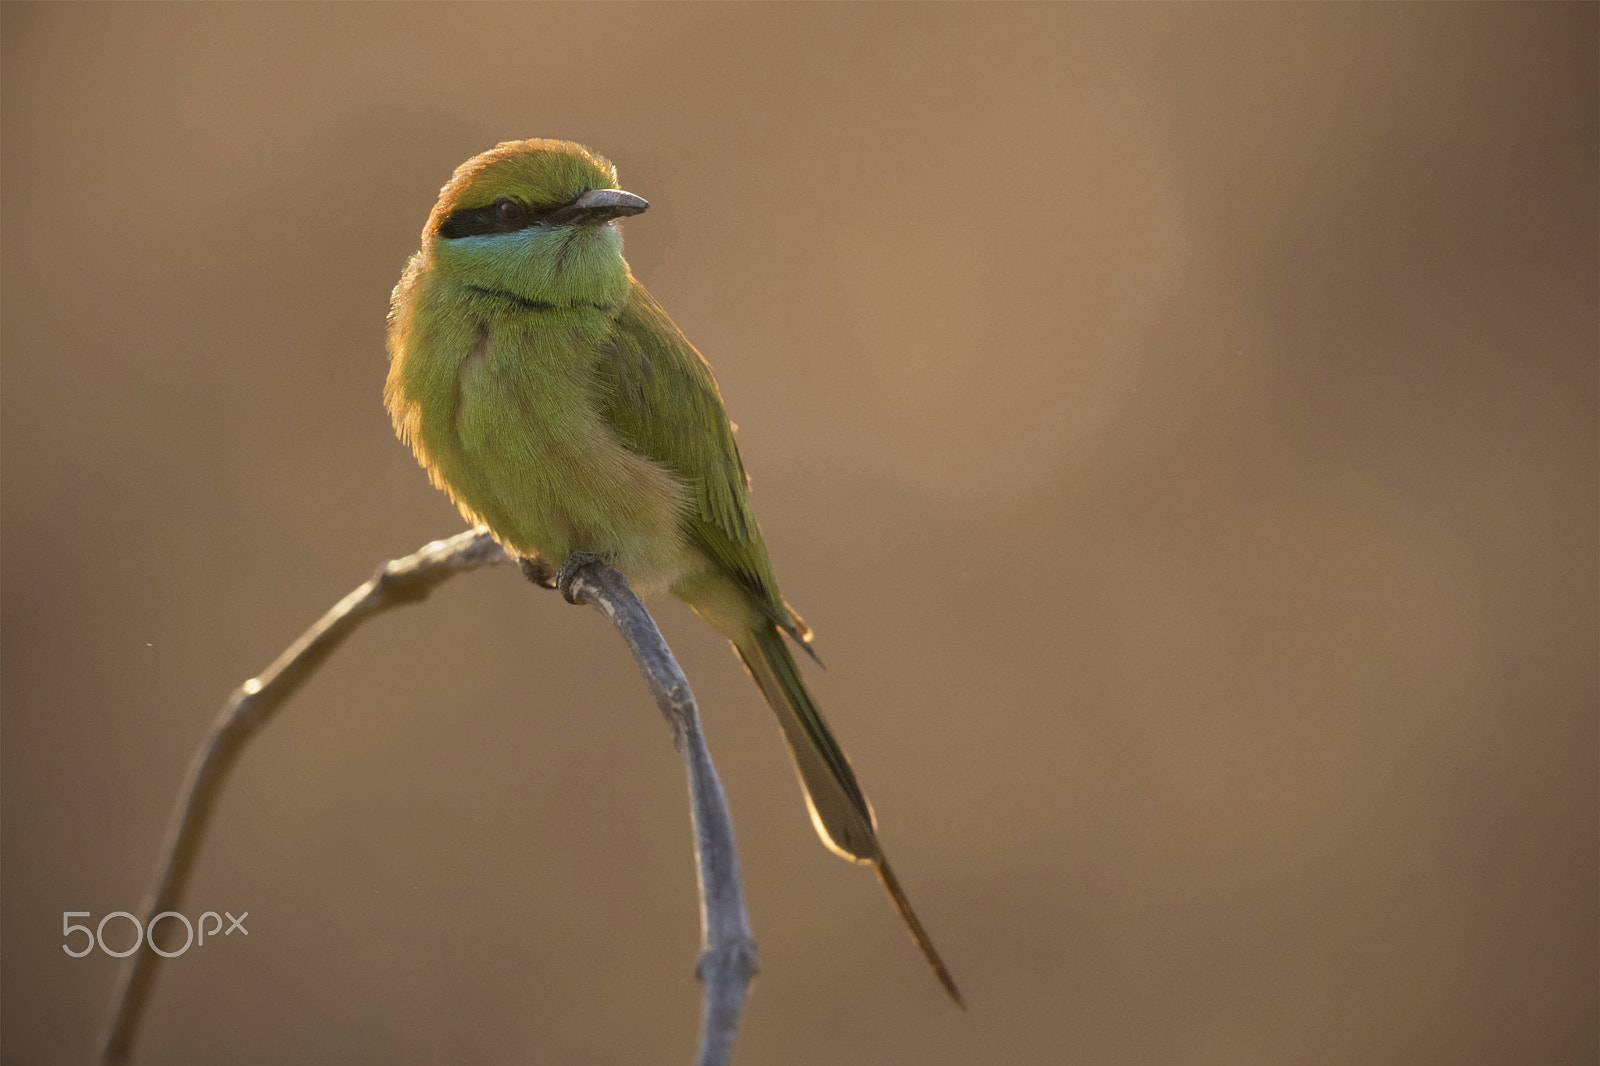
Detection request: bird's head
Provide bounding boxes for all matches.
[422,139,647,307]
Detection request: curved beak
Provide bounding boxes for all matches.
[548,188,649,226]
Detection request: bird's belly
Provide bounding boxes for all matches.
[442,346,691,593]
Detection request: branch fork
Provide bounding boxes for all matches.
[100,530,759,1066]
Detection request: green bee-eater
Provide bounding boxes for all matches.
[385,139,959,1005]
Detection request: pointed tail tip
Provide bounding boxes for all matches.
[937,966,968,1010]
[930,942,966,1009]
[873,857,965,1010]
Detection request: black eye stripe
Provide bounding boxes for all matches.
[438,196,569,239]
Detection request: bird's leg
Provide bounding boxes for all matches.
[554,551,606,604]
[518,555,559,590]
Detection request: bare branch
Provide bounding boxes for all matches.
[99,529,507,1062]
[100,532,760,1066]
[559,559,760,1066]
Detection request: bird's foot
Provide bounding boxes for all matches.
[518,556,559,589]
[555,551,605,605]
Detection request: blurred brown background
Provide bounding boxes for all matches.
[3,4,1594,1064]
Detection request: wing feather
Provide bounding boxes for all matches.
[596,279,794,631]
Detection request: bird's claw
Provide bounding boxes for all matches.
[518,556,559,589]
[555,552,605,604]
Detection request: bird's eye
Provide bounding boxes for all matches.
[495,199,525,222]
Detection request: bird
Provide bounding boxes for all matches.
[384,139,960,1005]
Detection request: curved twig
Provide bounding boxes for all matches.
[99,530,759,1066]
[558,559,760,1066]
[100,528,508,1063]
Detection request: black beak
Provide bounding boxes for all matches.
[547,188,650,227]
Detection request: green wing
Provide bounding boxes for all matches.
[595,278,799,635]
